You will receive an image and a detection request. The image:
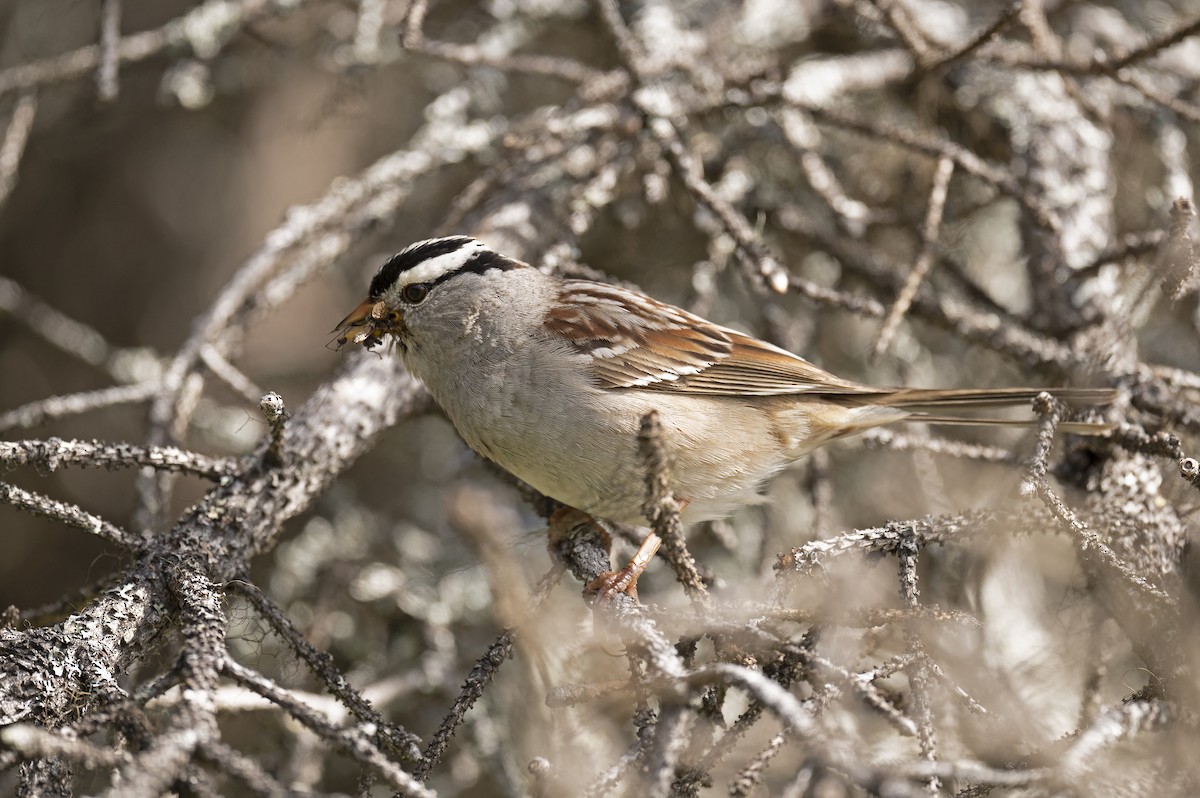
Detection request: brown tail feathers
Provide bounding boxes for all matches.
[843,386,1117,434]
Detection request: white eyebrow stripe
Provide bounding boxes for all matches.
[397,240,489,285]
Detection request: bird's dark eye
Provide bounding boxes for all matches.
[402,283,430,304]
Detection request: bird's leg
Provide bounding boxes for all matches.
[545,506,657,600]
[584,496,691,601]
[547,506,610,550]
[549,501,687,601]
[547,506,617,591]
[584,530,663,601]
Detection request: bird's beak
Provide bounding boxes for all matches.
[331,299,392,350]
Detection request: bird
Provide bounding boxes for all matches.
[334,236,1113,596]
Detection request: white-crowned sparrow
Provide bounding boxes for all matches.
[335,236,1111,590]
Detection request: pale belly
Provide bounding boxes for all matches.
[446,382,805,526]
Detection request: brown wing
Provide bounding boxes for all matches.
[544,280,870,396]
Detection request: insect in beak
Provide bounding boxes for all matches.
[331,299,393,350]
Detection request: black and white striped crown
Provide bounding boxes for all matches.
[369,236,522,299]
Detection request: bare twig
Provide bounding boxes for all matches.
[873,155,955,359]
[0,481,132,548]
[400,0,430,49]
[897,534,939,794]
[1057,698,1173,780]
[0,92,36,211]
[0,724,124,769]
[0,382,160,433]
[728,730,786,797]
[195,740,287,798]
[638,410,707,603]
[1022,394,1176,605]
[407,39,608,85]
[227,581,422,762]
[1109,14,1200,70]
[801,105,1060,233]
[774,509,1015,587]
[97,0,122,101]
[223,658,435,797]
[416,566,562,780]
[594,0,791,294]
[0,275,137,372]
[926,1,1022,72]
[868,0,939,66]
[0,438,233,480]
[257,393,288,468]
[778,211,1082,369]
[199,346,264,404]
[860,427,1019,464]
[0,0,300,99]
[111,559,225,797]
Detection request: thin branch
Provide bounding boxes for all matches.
[228,581,422,762]
[0,438,233,480]
[416,566,562,779]
[898,534,939,794]
[406,39,609,84]
[582,738,645,798]
[351,0,387,64]
[801,650,918,737]
[1109,14,1200,70]
[0,724,124,769]
[1022,394,1176,605]
[0,382,160,433]
[728,731,786,797]
[978,46,1200,123]
[773,509,1033,593]
[638,410,707,604]
[195,740,287,798]
[1070,229,1167,282]
[692,664,876,787]
[594,0,791,294]
[778,210,1082,369]
[801,105,1060,233]
[0,0,298,99]
[0,480,132,548]
[860,427,1019,464]
[0,91,37,212]
[0,275,109,367]
[649,116,791,294]
[110,559,226,798]
[224,658,434,797]
[778,108,879,236]
[199,346,265,404]
[873,155,955,359]
[1058,698,1173,779]
[97,0,122,101]
[868,0,940,66]
[926,0,1022,72]
[257,393,289,468]
[400,0,430,49]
